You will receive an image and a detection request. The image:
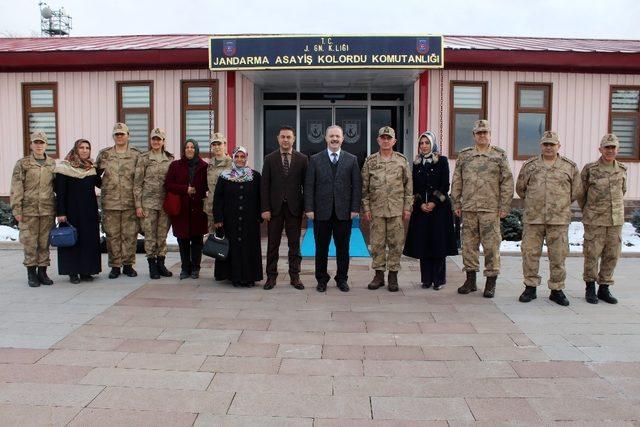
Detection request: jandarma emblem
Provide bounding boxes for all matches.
[416,38,428,54]
[223,40,237,57]
[307,121,325,144]
[343,121,360,144]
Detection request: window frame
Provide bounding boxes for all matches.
[116,80,154,151]
[21,82,60,157]
[448,81,488,159]
[608,85,640,162]
[513,82,553,160]
[180,79,220,158]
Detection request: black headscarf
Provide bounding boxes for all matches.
[183,139,201,183]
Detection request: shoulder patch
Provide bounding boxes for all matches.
[364,154,378,163]
[491,146,506,153]
[459,147,473,153]
[394,151,407,160]
[560,156,577,167]
[584,161,598,169]
[130,147,141,153]
[522,156,538,167]
[618,161,627,170]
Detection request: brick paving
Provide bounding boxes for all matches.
[0,245,639,425]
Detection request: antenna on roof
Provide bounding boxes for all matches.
[39,2,72,37]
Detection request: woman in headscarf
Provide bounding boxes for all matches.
[403,131,458,290]
[165,139,208,279]
[55,138,102,283]
[213,146,263,287]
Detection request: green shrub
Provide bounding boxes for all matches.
[0,201,16,228]
[501,208,524,241]
[632,209,640,234]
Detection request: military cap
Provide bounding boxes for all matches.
[378,126,396,139]
[540,131,560,145]
[30,130,48,143]
[472,119,491,133]
[150,127,166,140]
[210,132,227,145]
[600,133,619,148]
[112,122,129,135]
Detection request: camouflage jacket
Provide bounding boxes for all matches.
[133,151,174,210]
[451,146,514,213]
[96,146,141,210]
[204,155,233,217]
[579,159,627,226]
[10,154,56,217]
[516,155,582,225]
[361,151,413,217]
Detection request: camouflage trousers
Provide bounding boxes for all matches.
[19,215,55,267]
[522,223,569,290]
[103,209,138,267]
[461,211,501,277]
[142,208,170,258]
[370,215,405,272]
[583,225,622,285]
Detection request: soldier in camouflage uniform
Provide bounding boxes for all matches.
[134,128,174,280]
[10,131,56,287]
[451,120,514,298]
[362,126,413,292]
[516,131,582,306]
[96,123,141,279]
[205,133,232,233]
[579,133,626,305]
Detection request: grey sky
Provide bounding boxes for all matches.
[1,0,639,39]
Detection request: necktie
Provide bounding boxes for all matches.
[331,153,338,164]
[282,153,290,176]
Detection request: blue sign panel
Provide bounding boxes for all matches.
[209,35,443,71]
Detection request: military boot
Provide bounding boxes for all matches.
[387,271,399,292]
[519,285,537,303]
[585,281,598,304]
[483,276,497,298]
[148,258,160,280]
[156,256,173,277]
[367,270,385,290]
[549,289,570,306]
[37,266,53,286]
[108,267,121,279]
[457,271,477,294]
[597,284,618,304]
[123,265,138,277]
[27,266,40,287]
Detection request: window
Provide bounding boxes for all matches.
[449,82,487,157]
[117,81,154,151]
[514,83,552,159]
[22,83,59,157]
[609,86,640,160]
[181,80,219,155]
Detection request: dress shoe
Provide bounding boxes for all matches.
[179,270,190,280]
[316,282,327,293]
[69,274,81,284]
[368,270,385,290]
[519,285,537,302]
[190,269,200,279]
[337,280,350,292]
[290,277,305,290]
[483,276,497,298]
[597,284,618,304]
[458,271,477,294]
[122,265,137,277]
[421,282,432,289]
[387,271,399,292]
[232,282,241,287]
[549,289,570,306]
[80,274,94,282]
[37,267,53,285]
[585,281,598,304]
[263,278,276,290]
[108,267,121,279]
[433,283,444,290]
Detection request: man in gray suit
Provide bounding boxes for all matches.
[305,125,362,292]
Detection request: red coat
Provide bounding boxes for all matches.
[165,158,208,238]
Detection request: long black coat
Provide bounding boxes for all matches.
[212,172,263,283]
[55,172,102,275]
[403,156,458,259]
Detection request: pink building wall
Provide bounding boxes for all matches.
[425,69,640,199]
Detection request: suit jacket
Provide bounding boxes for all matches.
[261,149,308,216]
[304,150,362,221]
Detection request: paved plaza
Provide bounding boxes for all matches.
[0,242,639,425]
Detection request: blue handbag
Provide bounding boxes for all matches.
[49,222,78,248]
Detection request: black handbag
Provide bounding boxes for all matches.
[203,228,229,260]
[49,222,78,248]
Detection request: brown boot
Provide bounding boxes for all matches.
[457,271,477,294]
[387,271,399,292]
[483,276,497,298]
[367,270,385,290]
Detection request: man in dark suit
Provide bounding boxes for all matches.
[261,125,309,290]
[304,125,362,292]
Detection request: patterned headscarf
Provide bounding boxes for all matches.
[415,131,440,165]
[65,139,94,170]
[220,146,254,182]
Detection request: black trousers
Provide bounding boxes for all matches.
[420,257,446,286]
[177,236,203,273]
[314,211,352,283]
[266,202,302,279]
